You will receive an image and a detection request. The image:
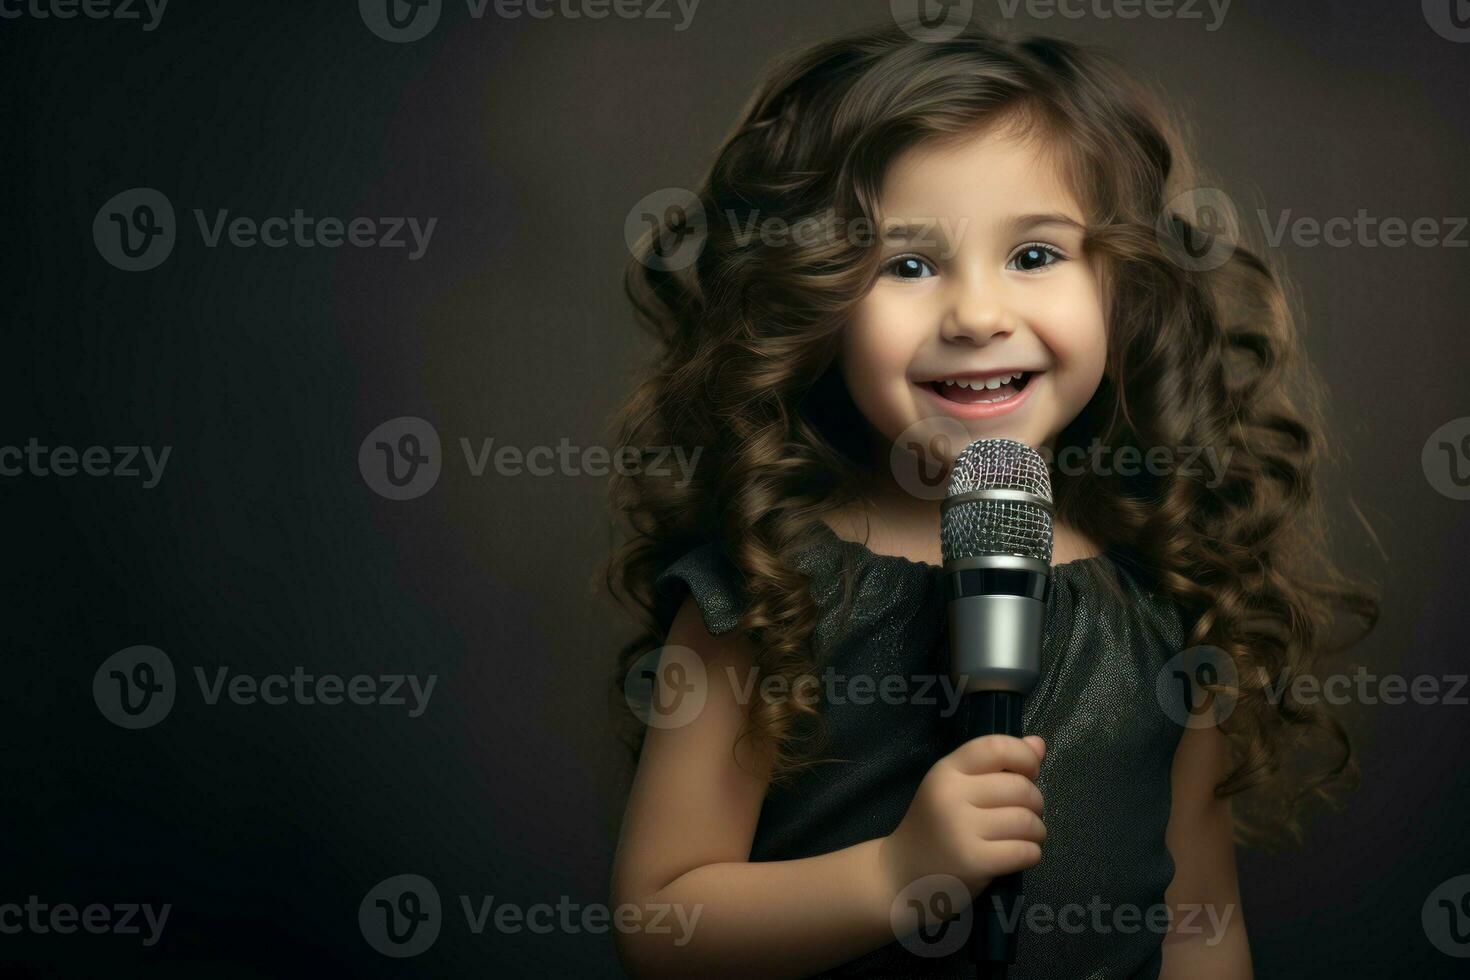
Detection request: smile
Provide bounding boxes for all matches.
[918,369,1040,419]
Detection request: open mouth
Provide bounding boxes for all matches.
[927,371,1037,405]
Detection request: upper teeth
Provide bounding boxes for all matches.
[942,372,1023,390]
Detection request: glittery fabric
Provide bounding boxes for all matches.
[654,521,1191,979]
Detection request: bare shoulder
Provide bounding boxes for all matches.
[819,506,868,542]
[1051,521,1104,565]
[819,504,943,565]
[666,591,758,671]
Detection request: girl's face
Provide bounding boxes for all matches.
[839,122,1107,472]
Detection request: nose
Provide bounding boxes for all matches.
[940,272,1019,346]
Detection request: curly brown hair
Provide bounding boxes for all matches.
[604,19,1377,850]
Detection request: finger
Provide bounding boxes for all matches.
[976,806,1048,844]
[959,771,1045,813]
[948,734,1043,779]
[974,839,1043,874]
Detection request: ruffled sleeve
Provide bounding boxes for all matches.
[655,540,748,637]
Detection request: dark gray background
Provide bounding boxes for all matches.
[2,0,1467,975]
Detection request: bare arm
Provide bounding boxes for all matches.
[609,597,900,979]
[1159,723,1253,979]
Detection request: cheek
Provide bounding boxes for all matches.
[839,300,921,437]
[1042,277,1107,377]
[1073,311,1108,381]
[846,304,899,370]
[842,299,916,387]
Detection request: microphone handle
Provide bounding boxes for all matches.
[964,690,1026,977]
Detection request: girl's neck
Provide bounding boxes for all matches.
[824,440,1102,567]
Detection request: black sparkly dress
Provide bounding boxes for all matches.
[654,521,1194,979]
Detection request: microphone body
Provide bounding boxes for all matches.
[944,555,1049,696]
[940,439,1055,977]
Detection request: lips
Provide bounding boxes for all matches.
[929,371,1034,404]
[917,370,1042,419]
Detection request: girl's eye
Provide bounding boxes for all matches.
[1008,243,1065,273]
[881,255,937,280]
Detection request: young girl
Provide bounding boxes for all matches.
[605,19,1376,979]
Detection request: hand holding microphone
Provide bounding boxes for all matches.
[876,732,1047,899]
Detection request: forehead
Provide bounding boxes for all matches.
[876,123,1083,225]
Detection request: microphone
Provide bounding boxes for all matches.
[940,438,1055,978]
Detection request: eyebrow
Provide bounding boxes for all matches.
[879,220,954,246]
[876,212,1085,249]
[1006,212,1086,235]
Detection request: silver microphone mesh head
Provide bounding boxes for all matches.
[940,438,1054,563]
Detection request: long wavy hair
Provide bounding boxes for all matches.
[604,19,1377,849]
